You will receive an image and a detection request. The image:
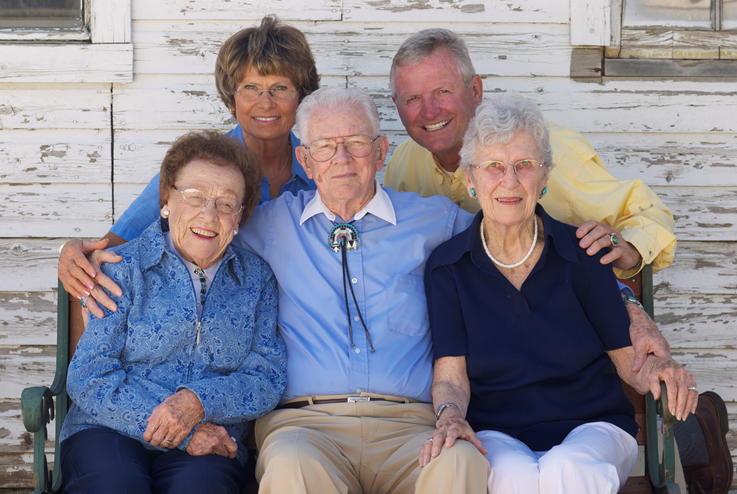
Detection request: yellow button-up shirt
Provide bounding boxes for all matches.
[383,122,676,278]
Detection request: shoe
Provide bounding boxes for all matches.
[683,392,733,494]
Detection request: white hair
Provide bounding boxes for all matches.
[296,87,381,143]
[460,92,553,172]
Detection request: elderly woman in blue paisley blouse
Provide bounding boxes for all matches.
[59,131,287,494]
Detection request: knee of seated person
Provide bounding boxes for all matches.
[427,440,489,473]
[488,454,539,487]
[538,451,618,486]
[259,427,325,471]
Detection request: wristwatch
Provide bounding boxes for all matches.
[621,293,645,311]
[435,402,460,422]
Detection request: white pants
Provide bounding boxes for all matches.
[478,422,638,494]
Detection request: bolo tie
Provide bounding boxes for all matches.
[328,222,375,353]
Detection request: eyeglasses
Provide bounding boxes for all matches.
[469,159,543,178]
[304,135,381,162]
[234,83,299,103]
[172,186,243,215]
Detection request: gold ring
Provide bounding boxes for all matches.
[687,387,698,392]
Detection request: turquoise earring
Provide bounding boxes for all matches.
[470,188,478,201]
[538,187,547,199]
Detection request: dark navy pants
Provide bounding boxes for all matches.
[60,427,247,494]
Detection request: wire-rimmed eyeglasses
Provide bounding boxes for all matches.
[172,186,243,216]
[234,83,299,103]
[469,159,544,178]
[303,134,381,162]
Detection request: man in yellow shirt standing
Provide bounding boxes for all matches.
[384,29,732,494]
[384,29,676,281]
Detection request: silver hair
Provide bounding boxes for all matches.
[459,92,554,173]
[296,87,381,143]
[389,28,476,97]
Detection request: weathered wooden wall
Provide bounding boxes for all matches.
[1,0,735,489]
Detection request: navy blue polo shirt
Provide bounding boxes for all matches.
[425,205,638,451]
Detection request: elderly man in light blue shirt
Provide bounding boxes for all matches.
[231,87,489,493]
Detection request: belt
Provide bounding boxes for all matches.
[276,394,415,410]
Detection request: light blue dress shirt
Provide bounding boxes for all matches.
[232,185,474,403]
[110,127,315,241]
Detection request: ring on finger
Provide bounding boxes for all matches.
[424,437,434,444]
[79,296,88,308]
[163,439,173,446]
[608,233,619,247]
[687,386,698,393]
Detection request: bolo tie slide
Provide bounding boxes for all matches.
[328,223,375,354]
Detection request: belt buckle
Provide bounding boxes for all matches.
[347,396,370,403]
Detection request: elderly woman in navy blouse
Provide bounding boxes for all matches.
[421,93,697,494]
[59,131,286,494]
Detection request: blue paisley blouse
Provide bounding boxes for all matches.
[60,219,287,465]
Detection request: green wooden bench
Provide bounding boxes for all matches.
[21,265,678,493]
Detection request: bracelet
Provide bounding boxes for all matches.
[625,257,643,272]
[621,293,645,311]
[435,402,460,422]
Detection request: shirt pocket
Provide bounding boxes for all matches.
[386,274,429,337]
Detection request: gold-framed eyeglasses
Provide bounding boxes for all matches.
[304,134,381,162]
[172,186,243,216]
[470,159,543,178]
[234,83,299,102]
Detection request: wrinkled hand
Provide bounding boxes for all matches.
[186,422,238,458]
[627,303,671,372]
[144,389,205,449]
[419,410,486,467]
[642,356,698,421]
[576,221,641,271]
[59,238,123,318]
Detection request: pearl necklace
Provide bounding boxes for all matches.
[480,217,538,269]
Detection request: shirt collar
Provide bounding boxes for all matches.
[164,231,223,281]
[299,180,397,225]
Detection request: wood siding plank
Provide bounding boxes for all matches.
[132,22,572,78]
[654,241,737,295]
[0,292,56,346]
[352,76,737,133]
[0,85,111,129]
[132,0,341,21]
[342,0,568,23]
[0,45,133,83]
[0,185,112,238]
[655,294,737,349]
[0,130,111,184]
[656,187,737,242]
[587,133,737,187]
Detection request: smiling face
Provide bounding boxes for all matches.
[162,159,245,269]
[232,67,300,146]
[392,49,483,169]
[465,132,547,229]
[296,105,388,219]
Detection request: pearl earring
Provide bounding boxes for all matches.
[162,208,169,218]
[234,229,238,235]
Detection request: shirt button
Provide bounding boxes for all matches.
[355,387,362,393]
[354,316,360,321]
[351,278,358,284]
[354,348,361,354]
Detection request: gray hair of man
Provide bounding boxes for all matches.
[459,92,554,174]
[389,28,476,97]
[296,87,381,144]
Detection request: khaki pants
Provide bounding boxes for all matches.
[254,400,489,494]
